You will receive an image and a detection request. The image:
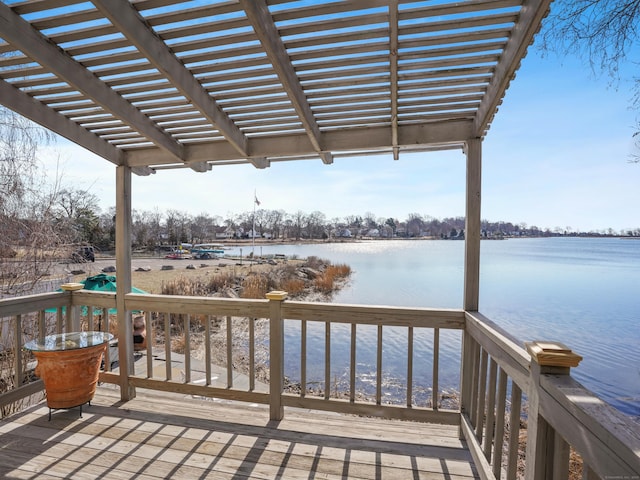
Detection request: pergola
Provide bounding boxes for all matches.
[0,0,551,395]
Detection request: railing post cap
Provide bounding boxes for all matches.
[266,290,288,301]
[60,283,84,291]
[525,340,582,369]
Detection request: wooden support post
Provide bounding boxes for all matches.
[524,341,582,480]
[116,165,135,401]
[267,290,287,421]
[464,137,482,312]
[60,283,83,332]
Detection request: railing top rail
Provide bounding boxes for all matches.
[283,300,465,328]
[465,310,530,390]
[125,292,270,317]
[71,290,117,309]
[540,373,640,475]
[0,291,70,317]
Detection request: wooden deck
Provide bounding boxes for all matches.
[0,386,478,480]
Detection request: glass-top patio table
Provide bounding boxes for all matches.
[25,331,113,420]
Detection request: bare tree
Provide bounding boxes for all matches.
[190,212,217,244]
[406,213,425,237]
[542,0,640,159]
[305,211,327,239]
[265,209,285,239]
[290,211,306,240]
[0,107,65,297]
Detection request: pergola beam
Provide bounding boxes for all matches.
[92,0,249,160]
[474,0,553,136]
[0,2,184,163]
[240,0,332,164]
[249,157,271,169]
[125,120,474,168]
[0,78,124,166]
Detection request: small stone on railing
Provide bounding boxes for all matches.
[525,340,582,368]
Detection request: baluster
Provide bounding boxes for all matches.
[506,383,523,480]
[14,314,22,388]
[407,326,413,408]
[56,308,63,334]
[104,309,110,337]
[301,319,307,397]
[145,311,152,377]
[350,322,356,403]
[553,431,570,480]
[102,309,112,372]
[38,310,46,342]
[433,327,440,411]
[249,317,255,391]
[164,312,172,380]
[184,314,191,383]
[493,368,508,479]
[460,331,474,423]
[65,302,72,332]
[469,338,480,426]
[226,315,233,388]
[476,349,489,441]
[324,321,331,400]
[484,358,498,460]
[204,314,212,385]
[376,324,383,406]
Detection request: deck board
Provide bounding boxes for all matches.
[0,386,478,479]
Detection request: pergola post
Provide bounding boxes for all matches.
[116,165,135,401]
[463,137,482,311]
[460,138,482,438]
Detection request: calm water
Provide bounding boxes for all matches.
[230,238,640,418]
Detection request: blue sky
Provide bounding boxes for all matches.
[41,42,639,233]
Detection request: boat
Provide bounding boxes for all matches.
[164,247,192,259]
[190,244,226,259]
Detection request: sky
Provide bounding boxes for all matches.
[38,37,640,234]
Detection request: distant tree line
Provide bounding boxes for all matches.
[34,189,640,252]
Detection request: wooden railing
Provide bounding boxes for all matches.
[1,290,638,477]
[461,311,640,478]
[123,291,465,425]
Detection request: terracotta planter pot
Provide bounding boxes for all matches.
[33,342,107,409]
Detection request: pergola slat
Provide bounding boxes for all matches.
[0,0,550,171]
[93,0,248,163]
[241,0,332,164]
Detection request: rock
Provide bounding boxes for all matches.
[224,287,239,298]
[200,264,208,268]
[70,269,85,275]
[161,265,174,271]
[298,267,320,279]
[186,264,196,270]
[102,265,116,273]
[135,266,151,272]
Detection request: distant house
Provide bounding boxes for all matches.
[338,228,352,238]
[215,226,233,239]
